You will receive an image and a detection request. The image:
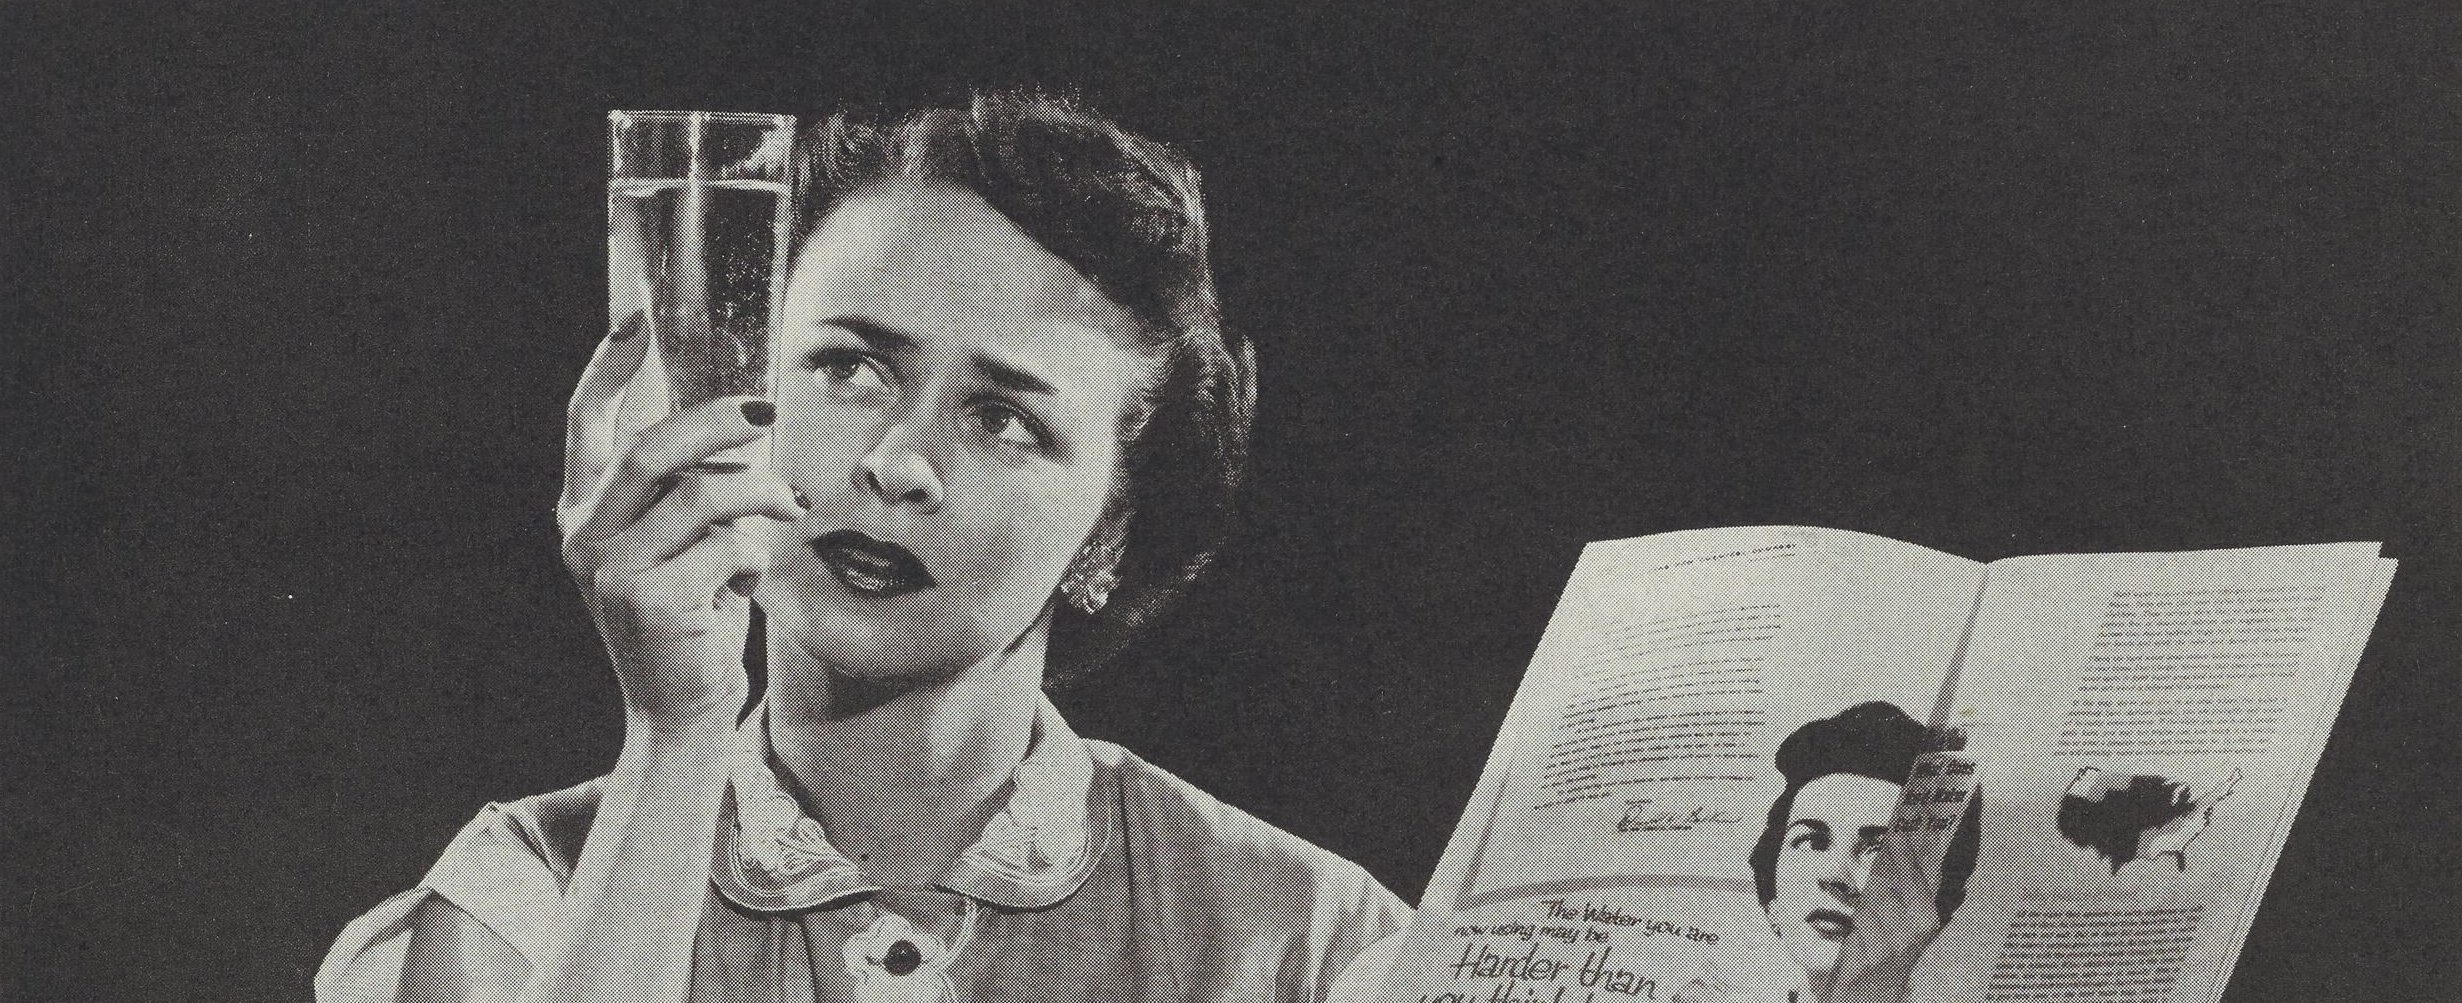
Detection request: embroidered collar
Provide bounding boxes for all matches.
[711,696,1109,913]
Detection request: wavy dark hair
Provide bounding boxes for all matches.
[787,92,1255,682]
[1748,701,1980,924]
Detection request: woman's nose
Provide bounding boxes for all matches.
[856,423,944,511]
[1822,851,1870,902]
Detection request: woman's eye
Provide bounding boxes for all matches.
[975,402,1045,449]
[1788,830,1829,852]
[812,351,889,395]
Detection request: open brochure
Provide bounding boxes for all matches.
[1367,527,2395,1003]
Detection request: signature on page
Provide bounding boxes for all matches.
[1617,799,1745,832]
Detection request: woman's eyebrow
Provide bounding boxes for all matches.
[973,352,1056,396]
[815,315,1053,395]
[819,315,914,352]
[1789,819,1831,837]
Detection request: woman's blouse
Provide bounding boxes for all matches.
[318,697,1410,1002]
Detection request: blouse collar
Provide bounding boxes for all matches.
[710,695,1109,913]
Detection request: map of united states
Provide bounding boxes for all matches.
[2056,766,2241,874]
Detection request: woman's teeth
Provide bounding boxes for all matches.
[809,530,935,596]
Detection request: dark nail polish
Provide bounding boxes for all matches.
[610,311,646,342]
[792,488,811,510]
[741,400,775,427]
[725,572,759,599]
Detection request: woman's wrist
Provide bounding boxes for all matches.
[625,694,745,742]
[607,645,749,738]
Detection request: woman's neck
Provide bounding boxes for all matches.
[760,634,1045,887]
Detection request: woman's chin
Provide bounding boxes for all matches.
[792,632,964,684]
[1788,940,1842,979]
[761,582,1048,696]
[770,615,992,689]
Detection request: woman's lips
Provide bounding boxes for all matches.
[809,530,936,598]
[1805,908,1855,941]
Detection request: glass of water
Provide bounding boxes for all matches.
[608,110,796,468]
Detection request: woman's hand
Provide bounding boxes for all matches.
[557,315,804,729]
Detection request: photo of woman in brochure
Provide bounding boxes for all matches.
[1748,702,1975,1003]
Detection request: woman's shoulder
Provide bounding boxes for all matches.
[1089,739,1409,924]
[316,779,603,1002]
[407,777,608,889]
[485,777,606,879]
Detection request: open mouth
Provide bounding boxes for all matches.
[809,529,936,598]
[1805,909,1855,941]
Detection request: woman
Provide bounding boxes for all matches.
[319,94,1407,1003]
[1746,702,1974,1003]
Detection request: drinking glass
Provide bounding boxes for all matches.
[608,110,797,467]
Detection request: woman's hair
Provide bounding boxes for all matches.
[789,91,1256,682]
[1747,701,1978,923]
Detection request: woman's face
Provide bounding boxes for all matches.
[759,182,1156,683]
[1766,773,1900,976]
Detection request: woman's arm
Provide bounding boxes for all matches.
[393,714,734,1003]
[398,897,527,1003]
[393,320,797,1003]
[505,710,737,1003]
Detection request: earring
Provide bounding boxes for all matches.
[1059,539,1124,614]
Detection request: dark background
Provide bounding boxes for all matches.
[7,4,2456,1001]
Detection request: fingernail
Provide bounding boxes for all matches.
[741,400,775,427]
[610,312,645,342]
[725,572,759,599]
[792,488,811,510]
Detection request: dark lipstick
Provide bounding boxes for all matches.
[1806,908,1855,941]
